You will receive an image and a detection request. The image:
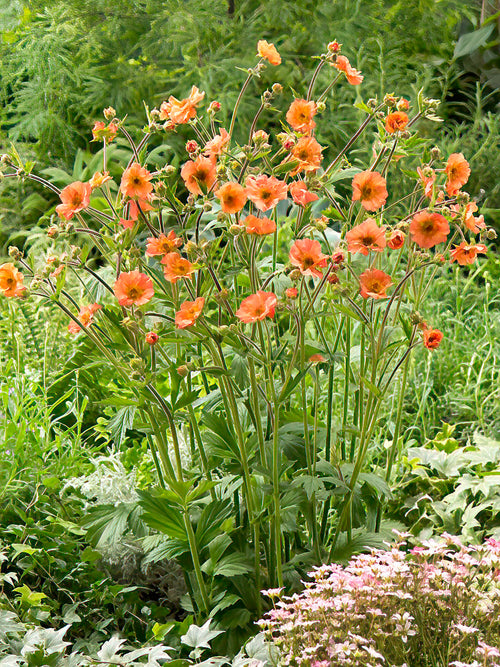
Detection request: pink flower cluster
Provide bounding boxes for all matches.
[259,535,500,667]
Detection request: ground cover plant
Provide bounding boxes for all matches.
[259,534,500,666]
[0,31,495,656]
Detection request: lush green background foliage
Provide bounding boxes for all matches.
[1,0,499,660]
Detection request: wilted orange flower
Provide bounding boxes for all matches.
[68,303,101,334]
[359,268,392,299]
[215,182,247,214]
[333,55,363,85]
[291,136,323,174]
[257,40,281,66]
[345,218,387,255]
[450,242,487,265]
[385,111,409,134]
[146,231,183,257]
[236,291,277,323]
[464,202,486,234]
[120,163,153,200]
[289,181,319,207]
[56,181,92,220]
[159,86,205,125]
[175,297,205,329]
[161,252,196,283]
[286,99,317,133]
[445,153,470,196]
[0,263,25,298]
[387,229,406,250]
[203,128,230,157]
[423,328,443,350]
[352,171,388,211]
[244,214,276,235]
[92,121,118,143]
[245,174,288,212]
[114,271,154,307]
[417,167,436,198]
[289,239,328,278]
[410,210,450,248]
[181,155,217,196]
[89,171,112,189]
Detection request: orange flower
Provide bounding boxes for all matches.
[291,136,323,174]
[410,211,450,248]
[113,271,154,307]
[309,353,326,363]
[423,328,443,350]
[175,297,205,329]
[159,86,205,125]
[56,181,92,220]
[244,214,276,235]
[181,155,217,196]
[289,239,328,278]
[215,182,247,214]
[359,268,392,299]
[257,40,281,66]
[128,198,154,220]
[289,181,319,207]
[236,291,277,323]
[445,153,470,196]
[352,171,388,211]
[0,263,25,298]
[345,218,387,255]
[120,163,153,200]
[464,202,486,234]
[161,252,196,283]
[286,99,317,133]
[385,111,409,134]
[146,231,183,257]
[89,171,112,189]
[450,242,487,265]
[245,174,288,212]
[203,128,230,157]
[417,167,436,199]
[68,303,101,334]
[387,229,406,250]
[92,121,118,143]
[333,55,363,85]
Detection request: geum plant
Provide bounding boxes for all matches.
[0,39,492,626]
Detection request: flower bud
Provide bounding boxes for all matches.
[185,140,199,154]
[384,93,397,108]
[30,276,43,290]
[208,101,221,113]
[103,106,116,120]
[456,191,470,205]
[387,229,405,250]
[47,226,59,238]
[161,165,176,176]
[430,146,441,160]
[252,129,269,144]
[331,250,345,265]
[272,83,283,95]
[145,331,159,345]
[410,311,426,327]
[177,365,189,377]
[397,98,410,111]
[289,269,302,281]
[327,273,339,284]
[286,287,298,299]
[487,228,497,240]
[229,223,244,236]
[8,246,22,260]
[327,40,341,53]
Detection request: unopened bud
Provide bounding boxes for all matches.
[185,140,199,154]
[456,191,470,205]
[177,365,189,377]
[289,269,302,281]
[103,106,116,120]
[384,93,397,108]
[430,146,441,160]
[397,98,410,111]
[487,228,497,240]
[285,287,298,299]
[272,83,283,95]
[162,165,176,176]
[327,273,339,284]
[8,246,22,260]
[327,40,341,53]
[145,331,159,345]
[47,226,59,238]
[316,101,326,113]
[208,101,221,113]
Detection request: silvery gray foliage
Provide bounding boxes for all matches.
[0,611,274,667]
[64,455,138,507]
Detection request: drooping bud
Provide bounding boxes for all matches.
[145,331,159,346]
[103,106,116,120]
